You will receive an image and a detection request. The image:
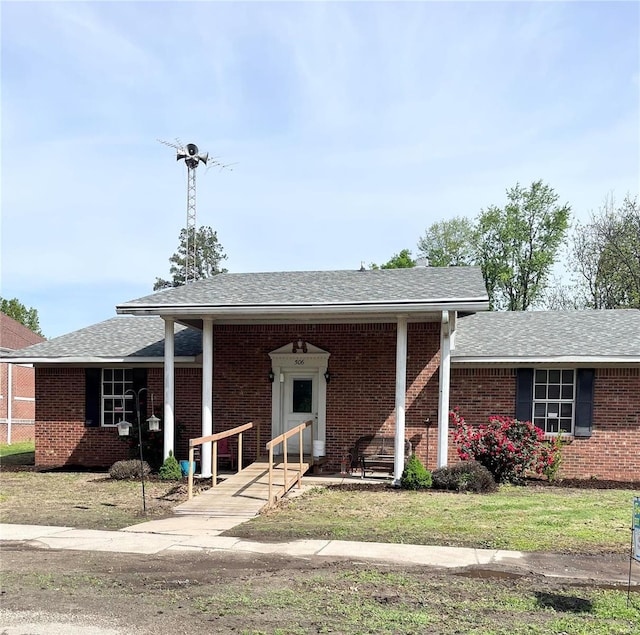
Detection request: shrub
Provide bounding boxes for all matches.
[109,459,151,480]
[158,451,183,481]
[432,461,497,493]
[542,435,566,482]
[451,409,557,484]
[400,454,432,490]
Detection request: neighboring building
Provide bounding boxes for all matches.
[5,268,640,482]
[0,312,46,444]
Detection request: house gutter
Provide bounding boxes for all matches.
[116,300,489,318]
[451,356,640,365]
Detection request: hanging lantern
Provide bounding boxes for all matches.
[146,414,161,432]
[117,420,132,437]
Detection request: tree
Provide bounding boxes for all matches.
[417,216,477,267]
[154,226,228,290]
[0,297,44,336]
[569,194,639,309]
[477,180,571,311]
[369,248,416,270]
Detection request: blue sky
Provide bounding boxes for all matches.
[1,1,638,338]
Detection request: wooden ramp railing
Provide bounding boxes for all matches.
[265,419,314,508]
[187,421,261,500]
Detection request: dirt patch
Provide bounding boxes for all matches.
[1,545,637,635]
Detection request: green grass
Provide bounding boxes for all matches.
[191,568,640,634]
[0,441,35,466]
[227,484,637,554]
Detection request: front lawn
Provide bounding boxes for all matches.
[0,441,35,466]
[226,482,638,554]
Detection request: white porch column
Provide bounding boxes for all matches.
[163,317,175,460]
[201,318,214,478]
[393,316,408,485]
[437,311,451,468]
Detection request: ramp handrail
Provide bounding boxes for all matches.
[187,420,260,500]
[265,419,314,507]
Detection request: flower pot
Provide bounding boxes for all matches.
[179,460,196,477]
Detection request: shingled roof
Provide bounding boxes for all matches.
[452,309,640,362]
[2,317,201,362]
[117,267,489,315]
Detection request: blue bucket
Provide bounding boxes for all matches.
[179,460,195,477]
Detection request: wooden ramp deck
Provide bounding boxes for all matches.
[173,456,311,517]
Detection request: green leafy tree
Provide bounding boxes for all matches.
[477,180,571,311]
[154,226,228,290]
[370,248,416,270]
[570,194,639,309]
[417,216,477,267]
[0,297,44,337]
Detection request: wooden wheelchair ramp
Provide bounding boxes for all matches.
[173,456,311,517]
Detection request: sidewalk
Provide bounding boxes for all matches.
[1,522,638,585]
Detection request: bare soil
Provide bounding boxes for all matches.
[1,543,638,635]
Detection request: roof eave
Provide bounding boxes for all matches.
[1,356,198,365]
[452,355,640,365]
[116,299,490,318]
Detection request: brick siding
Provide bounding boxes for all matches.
[32,326,639,481]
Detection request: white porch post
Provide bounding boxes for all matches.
[437,310,451,468]
[163,317,175,459]
[201,318,214,478]
[393,316,408,485]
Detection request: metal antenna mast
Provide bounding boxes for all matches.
[158,139,208,284]
[159,138,233,285]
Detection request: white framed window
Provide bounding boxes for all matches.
[101,368,133,427]
[532,369,575,435]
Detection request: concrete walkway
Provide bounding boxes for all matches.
[1,522,638,585]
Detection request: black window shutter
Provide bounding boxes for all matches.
[515,368,534,422]
[574,369,595,438]
[85,368,101,427]
[132,368,148,416]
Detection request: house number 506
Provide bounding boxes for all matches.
[295,359,305,365]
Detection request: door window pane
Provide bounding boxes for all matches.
[292,380,312,413]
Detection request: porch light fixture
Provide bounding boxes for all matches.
[324,371,331,383]
[268,370,275,383]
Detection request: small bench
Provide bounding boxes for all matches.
[352,434,412,478]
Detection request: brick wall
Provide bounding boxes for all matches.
[32,329,640,481]
[449,366,640,481]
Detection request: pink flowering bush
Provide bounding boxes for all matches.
[451,409,556,484]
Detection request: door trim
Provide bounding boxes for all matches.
[269,341,330,451]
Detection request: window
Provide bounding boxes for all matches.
[532,369,575,434]
[292,379,313,413]
[101,368,133,426]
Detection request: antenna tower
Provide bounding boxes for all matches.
[158,139,208,285]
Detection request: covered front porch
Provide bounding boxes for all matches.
[115,268,490,482]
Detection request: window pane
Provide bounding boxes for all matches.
[534,403,546,417]
[548,419,559,433]
[547,403,560,418]
[560,403,573,418]
[292,380,312,413]
[548,370,561,384]
[534,418,546,431]
[534,385,546,399]
[561,385,573,399]
[560,419,572,433]
[562,370,574,384]
[548,385,560,399]
[535,369,547,383]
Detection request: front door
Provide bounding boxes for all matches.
[281,373,317,454]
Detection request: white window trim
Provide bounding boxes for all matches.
[532,368,576,436]
[101,368,134,427]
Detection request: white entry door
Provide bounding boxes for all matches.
[281,373,317,454]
